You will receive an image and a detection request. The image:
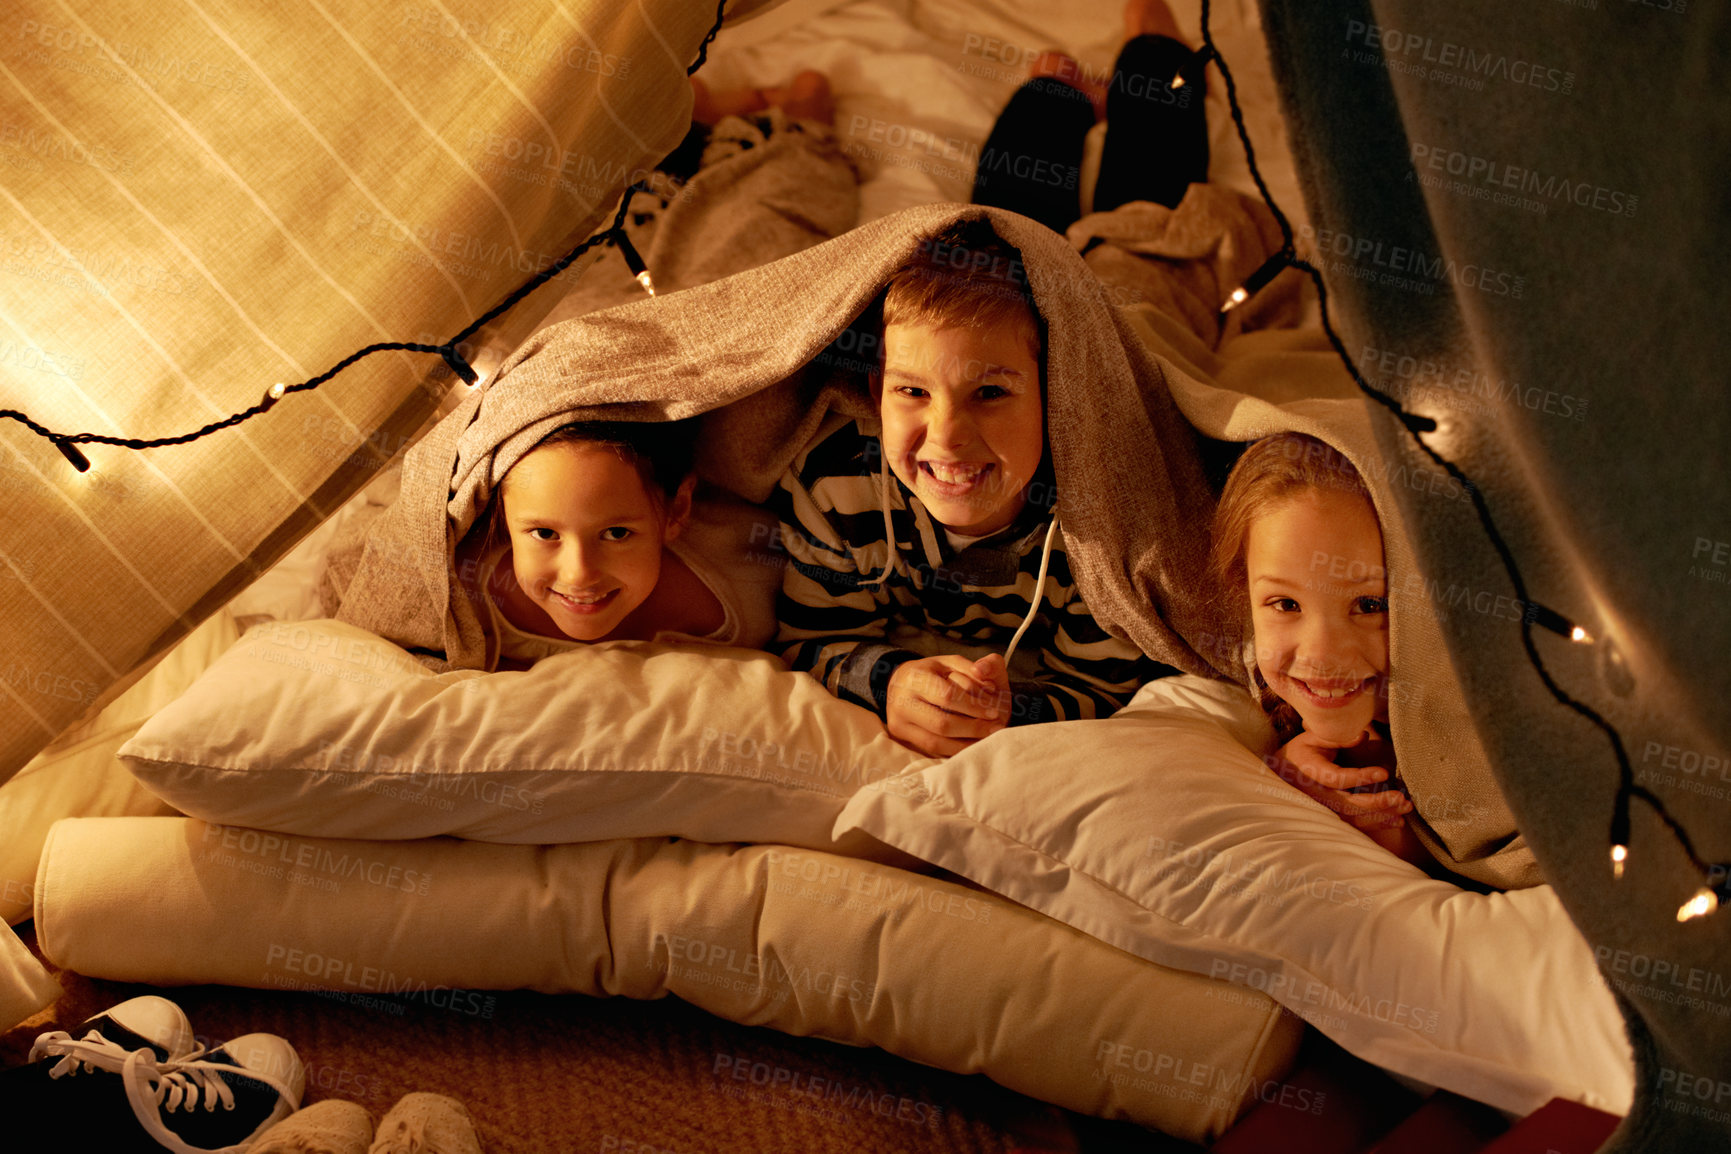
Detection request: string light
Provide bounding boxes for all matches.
[1197,0,1720,916]
[0,0,728,469]
[1678,867,1731,922]
[52,440,90,473]
[616,230,657,296]
[1219,248,1292,314]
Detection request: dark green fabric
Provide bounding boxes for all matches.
[1258,1,1730,1144]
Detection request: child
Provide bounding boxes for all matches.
[473,419,776,667]
[1210,432,1427,863]
[770,218,1171,757]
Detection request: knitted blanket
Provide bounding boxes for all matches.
[328,181,1536,890]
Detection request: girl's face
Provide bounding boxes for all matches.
[499,441,689,642]
[1245,489,1389,745]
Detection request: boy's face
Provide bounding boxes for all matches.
[876,315,1044,537]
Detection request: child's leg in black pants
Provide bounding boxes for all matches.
[971,35,1208,233]
[1095,34,1209,214]
[969,73,1095,236]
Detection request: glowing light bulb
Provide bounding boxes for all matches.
[1678,888,1718,922]
[268,382,286,400]
[1610,844,1627,880]
[1571,626,1591,643]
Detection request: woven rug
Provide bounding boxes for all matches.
[4,923,1199,1154]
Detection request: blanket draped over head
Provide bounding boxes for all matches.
[328,195,1538,892]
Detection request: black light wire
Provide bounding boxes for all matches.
[0,0,732,470]
[5,0,1711,902]
[1196,0,1718,894]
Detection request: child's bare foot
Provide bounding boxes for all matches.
[690,70,834,126]
[1027,51,1107,121]
[767,69,834,123]
[1124,0,1185,45]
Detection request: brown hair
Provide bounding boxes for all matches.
[881,218,1043,367]
[1209,433,1376,738]
[485,417,699,552]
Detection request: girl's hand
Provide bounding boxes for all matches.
[885,655,1010,757]
[1269,729,1412,832]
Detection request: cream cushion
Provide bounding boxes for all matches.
[834,674,1635,1116]
[121,618,929,856]
[37,816,1303,1143]
[0,609,237,924]
[0,0,726,787]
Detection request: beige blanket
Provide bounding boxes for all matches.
[329,185,1536,890]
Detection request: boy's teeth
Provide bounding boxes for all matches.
[924,462,986,483]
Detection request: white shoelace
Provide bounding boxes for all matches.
[27,1027,294,1154]
[125,1047,298,1154]
[27,1028,145,1078]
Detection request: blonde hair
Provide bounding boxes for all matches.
[1210,433,1375,739]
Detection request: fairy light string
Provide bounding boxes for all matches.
[3,0,1714,914]
[1196,0,1724,916]
[0,0,728,469]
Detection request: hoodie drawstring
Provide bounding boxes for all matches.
[1003,514,1059,669]
[865,445,1060,671]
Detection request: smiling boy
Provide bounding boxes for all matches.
[770,219,1169,757]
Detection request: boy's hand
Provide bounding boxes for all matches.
[1270,730,1412,833]
[885,654,1011,757]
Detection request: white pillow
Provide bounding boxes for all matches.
[121,619,929,856]
[834,674,1634,1116]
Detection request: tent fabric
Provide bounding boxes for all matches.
[1257,1,1731,1146]
[0,0,731,788]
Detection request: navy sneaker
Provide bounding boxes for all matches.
[0,996,199,1144]
[0,1000,302,1154]
[124,1032,304,1154]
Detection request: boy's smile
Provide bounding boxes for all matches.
[877,316,1045,537]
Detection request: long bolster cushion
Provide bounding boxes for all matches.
[36,816,1301,1142]
[835,674,1635,1117]
[118,619,928,859]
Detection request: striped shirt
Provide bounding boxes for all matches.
[768,422,1172,724]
